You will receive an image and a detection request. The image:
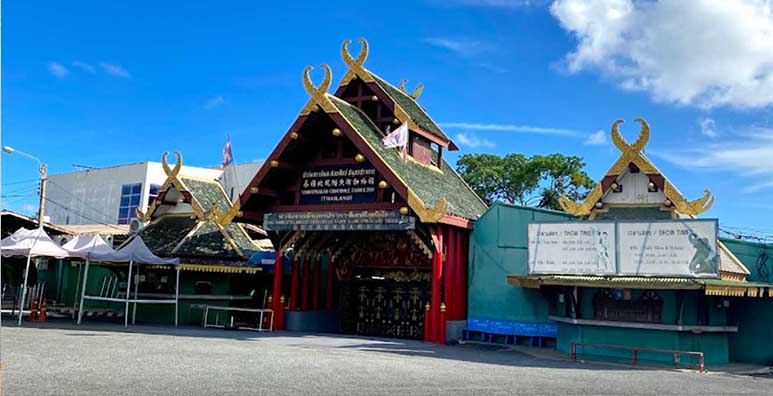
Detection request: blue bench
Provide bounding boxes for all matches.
[463,318,557,347]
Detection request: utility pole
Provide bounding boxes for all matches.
[37,164,48,226]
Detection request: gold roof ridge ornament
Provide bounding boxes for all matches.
[399,80,424,100]
[407,190,448,223]
[559,118,714,218]
[162,151,183,178]
[340,38,372,85]
[300,64,336,115]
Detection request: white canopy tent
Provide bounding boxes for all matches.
[76,236,181,327]
[62,234,116,317]
[0,227,71,325]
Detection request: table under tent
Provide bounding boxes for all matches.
[76,235,180,327]
[0,227,70,325]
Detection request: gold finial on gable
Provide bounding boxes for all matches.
[611,118,650,153]
[340,38,373,85]
[300,64,336,114]
[161,151,182,177]
[399,79,423,100]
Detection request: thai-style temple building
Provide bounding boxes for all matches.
[235,39,487,341]
[73,153,273,324]
[470,119,773,365]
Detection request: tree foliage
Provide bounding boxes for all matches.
[456,153,595,210]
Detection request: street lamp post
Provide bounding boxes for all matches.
[2,146,49,326]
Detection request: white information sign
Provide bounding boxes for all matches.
[617,220,718,277]
[528,223,617,275]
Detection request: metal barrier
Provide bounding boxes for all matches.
[571,342,705,373]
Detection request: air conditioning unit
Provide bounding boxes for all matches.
[129,218,144,235]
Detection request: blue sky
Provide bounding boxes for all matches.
[4,1,773,237]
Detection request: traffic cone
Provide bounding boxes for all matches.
[29,299,39,321]
[39,299,48,322]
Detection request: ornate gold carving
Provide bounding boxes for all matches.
[378,180,388,189]
[332,128,342,137]
[218,200,241,226]
[300,64,336,115]
[340,38,372,85]
[354,154,365,163]
[289,131,299,140]
[559,118,714,217]
[399,80,424,100]
[407,189,447,223]
[270,160,279,168]
[161,151,182,178]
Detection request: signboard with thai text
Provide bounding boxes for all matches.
[528,223,617,275]
[617,220,718,277]
[264,210,415,231]
[527,219,719,278]
[299,163,377,205]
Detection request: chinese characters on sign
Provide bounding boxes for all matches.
[528,223,617,275]
[299,163,377,205]
[528,219,719,278]
[264,210,415,231]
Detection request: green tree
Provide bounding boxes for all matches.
[456,153,595,210]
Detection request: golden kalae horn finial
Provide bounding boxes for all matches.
[161,151,182,177]
[303,64,332,97]
[399,79,423,100]
[611,118,650,153]
[399,79,408,91]
[342,38,368,68]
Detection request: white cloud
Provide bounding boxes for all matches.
[99,62,130,78]
[455,132,496,148]
[442,122,581,136]
[550,0,773,109]
[585,129,607,145]
[699,118,718,137]
[424,37,489,57]
[444,0,544,8]
[204,96,225,110]
[48,62,68,78]
[655,129,773,192]
[71,60,96,73]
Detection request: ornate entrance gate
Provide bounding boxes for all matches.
[340,276,429,339]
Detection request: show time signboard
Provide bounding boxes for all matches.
[264,210,415,231]
[299,163,377,205]
[528,223,617,275]
[528,219,719,278]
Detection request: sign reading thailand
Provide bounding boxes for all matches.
[527,219,719,278]
[528,223,617,275]
[264,210,415,231]
[299,163,377,205]
[617,220,718,277]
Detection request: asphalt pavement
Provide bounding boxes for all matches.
[1,321,770,395]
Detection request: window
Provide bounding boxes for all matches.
[147,184,161,206]
[592,289,662,323]
[118,183,142,224]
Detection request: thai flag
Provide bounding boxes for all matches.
[222,135,233,167]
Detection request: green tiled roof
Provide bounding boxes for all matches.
[180,177,231,214]
[140,216,198,256]
[371,74,449,141]
[330,96,487,220]
[175,221,240,258]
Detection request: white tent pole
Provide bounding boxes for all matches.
[17,253,33,326]
[72,261,83,319]
[124,260,133,327]
[77,258,90,325]
[175,265,180,327]
[132,265,140,325]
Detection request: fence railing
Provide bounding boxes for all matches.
[571,342,705,373]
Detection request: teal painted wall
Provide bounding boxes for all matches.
[722,238,773,365]
[468,203,572,322]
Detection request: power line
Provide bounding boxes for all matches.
[46,180,117,224]
[43,197,126,231]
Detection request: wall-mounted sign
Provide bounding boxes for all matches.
[617,220,718,277]
[264,210,415,231]
[527,219,719,278]
[299,163,377,205]
[528,223,617,275]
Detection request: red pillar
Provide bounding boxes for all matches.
[430,225,444,343]
[444,227,457,320]
[271,251,284,330]
[290,257,300,311]
[312,256,321,310]
[325,258,335,310]
[301,256,311,311]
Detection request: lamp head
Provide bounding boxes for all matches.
[3,146,15,154]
